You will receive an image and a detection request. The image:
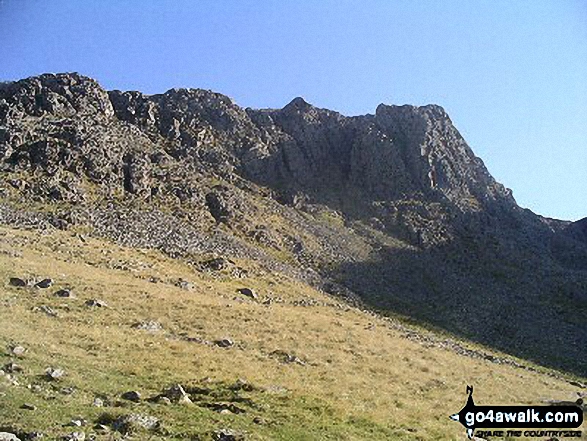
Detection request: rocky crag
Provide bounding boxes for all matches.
[1,73,586,375]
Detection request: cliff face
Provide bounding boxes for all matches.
[1,73,586,375]
[0,73,513,215]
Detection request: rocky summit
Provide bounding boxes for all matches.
[1,72,586,378]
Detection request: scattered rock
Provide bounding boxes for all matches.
[0,433,21,441]
[214,338,234,348]
[34,278,53,288]
[85,299,107,308]
[9,277,27,287]
[44,367,65,380]
[121,390,141,402]
[236,288,258,300]
[92,397,104,407]
[66,419,86,427]
[54,289,75,298]
[20,403,36,410]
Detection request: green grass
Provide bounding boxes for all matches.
[0,226,584,440]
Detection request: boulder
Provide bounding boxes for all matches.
[85,299,107,308]
[121,390,141,402]
[34,278,53,288]
[10,346,26,356]
[112,414,159,434]
[163,383,192,405]
[8,277,26,287]
[44,367,65,380]
[214,338,234,348]
[54,289,75,298]
[236,288,258,300]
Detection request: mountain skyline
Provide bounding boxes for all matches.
[1,1,585,220]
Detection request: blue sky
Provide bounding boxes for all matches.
[0,0,585,220]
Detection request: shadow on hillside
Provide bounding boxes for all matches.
[332,226,587,378]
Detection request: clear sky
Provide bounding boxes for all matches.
[0,0,585,221]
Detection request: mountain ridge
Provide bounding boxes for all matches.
[1,72,586,376]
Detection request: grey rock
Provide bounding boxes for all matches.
[20,403,36,410]
[270,350,306,365]
[3,362,23,373]
[163,383,192,404]
[156,396,171,405]
[60,386,76,395]
[112,414,159,433]
[32,305,58,317]
[236,288,258,300]
[21,432,43,440]
[54,289,74,298]
[214,338,234,348]
[8,277,26,287]
[212,429,245,441]
[10,345,26,356]
[174,278,194,291]
[44,367,65,380]
[230,378,254,392]
[121,390,141,402]
[84,299,107,308]
[201,257,230,271]
[206,192,231,223]
[0,433,21,441]
[34,278,53,288]
[131,320,163,332]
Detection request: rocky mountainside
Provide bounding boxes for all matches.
[1,73,586,375]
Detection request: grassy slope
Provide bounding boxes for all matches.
[0,226,584,440]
